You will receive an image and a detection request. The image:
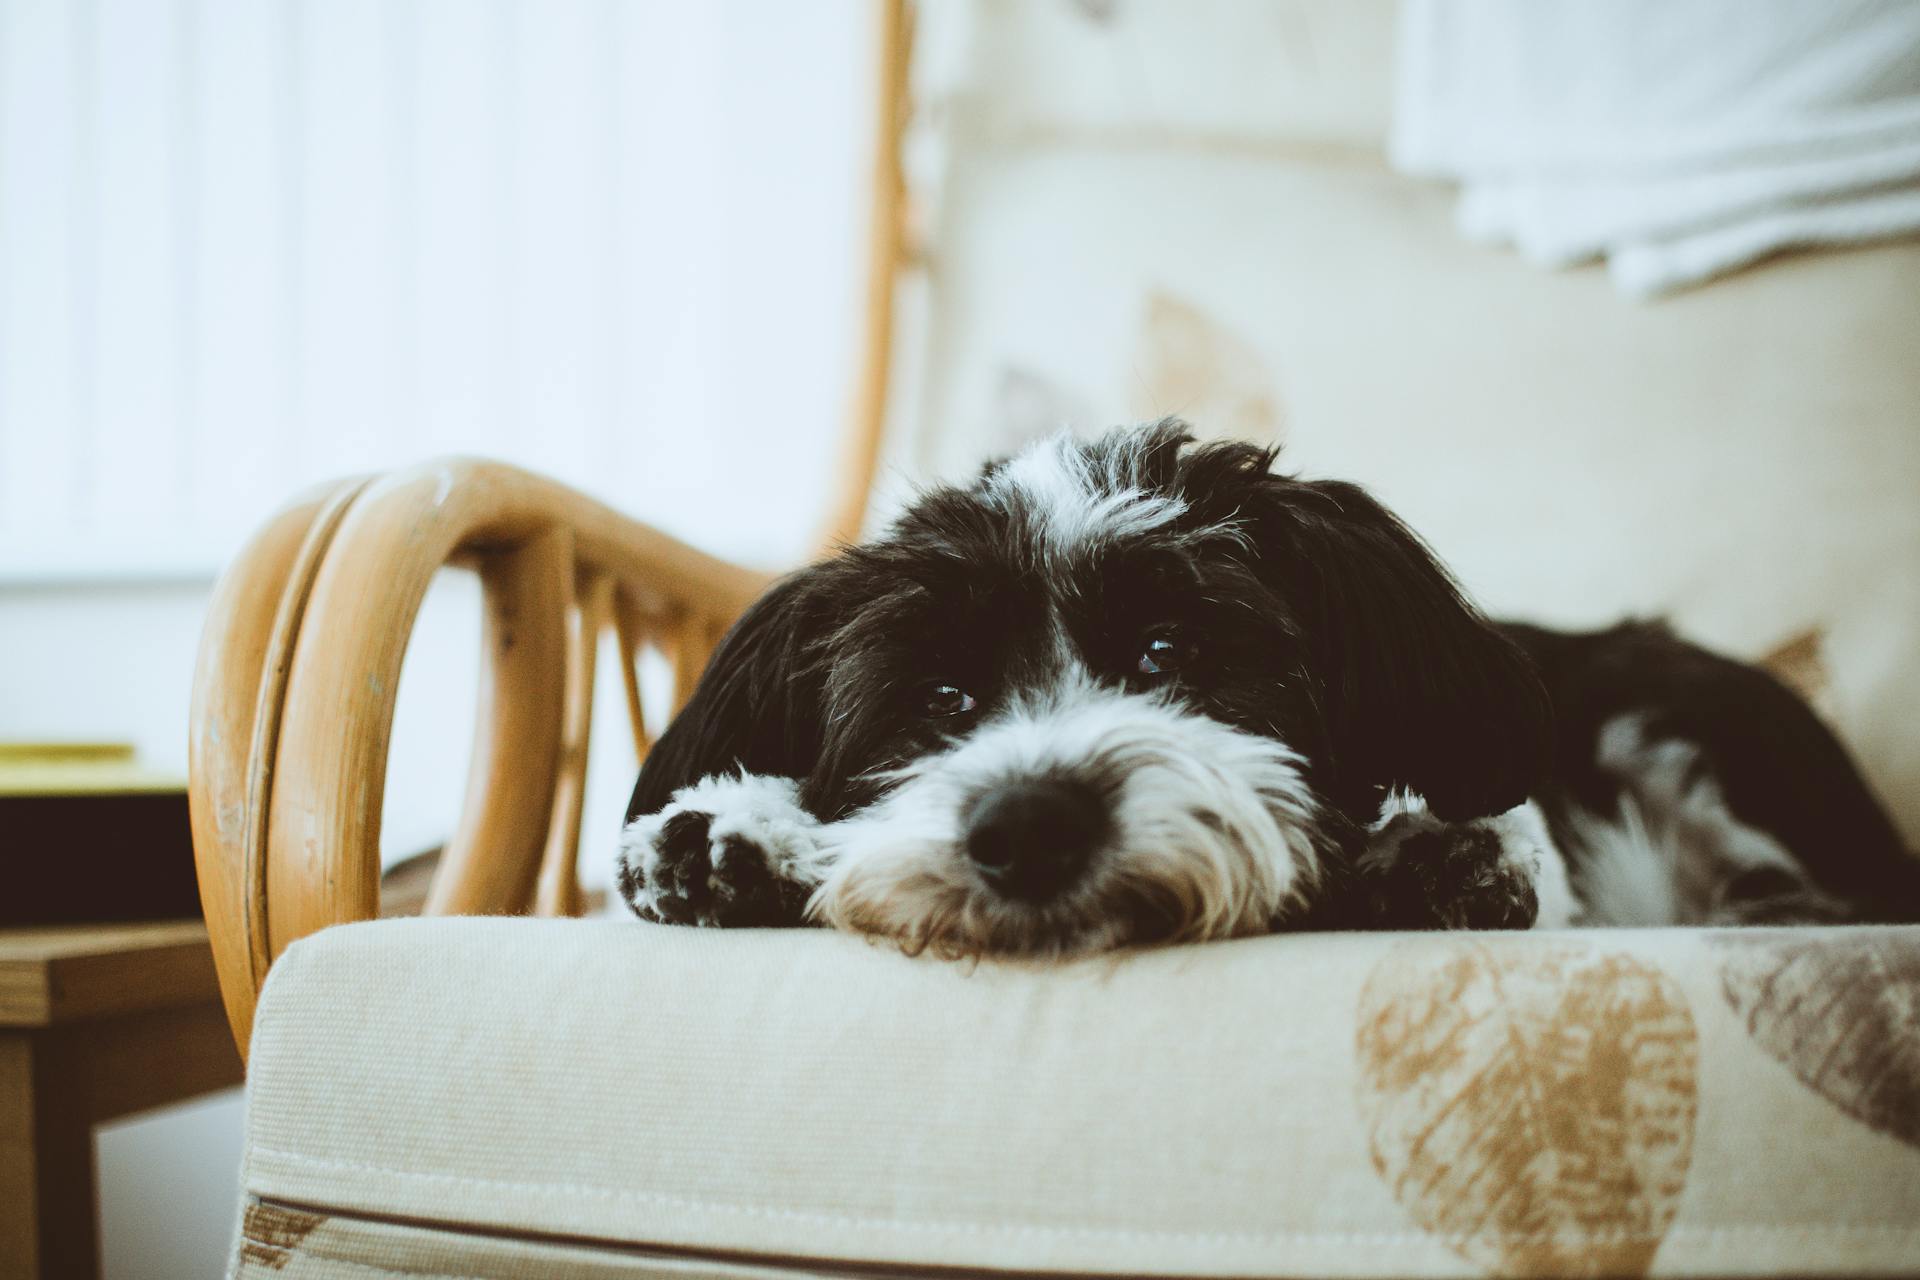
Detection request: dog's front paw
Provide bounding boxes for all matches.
[619,807,805,926]
[616,775,824,928]
[1358,796,1574,932]
[1363,823,1539,930]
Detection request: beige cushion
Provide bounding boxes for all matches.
[233,917,1920,1277]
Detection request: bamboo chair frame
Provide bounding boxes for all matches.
[189,0,912,1054]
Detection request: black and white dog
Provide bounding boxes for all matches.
[618,423,1919,955]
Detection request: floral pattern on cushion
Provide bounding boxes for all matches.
[1715,931,1920,1151]
[1357,941,1698,1278]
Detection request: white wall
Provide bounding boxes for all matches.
[0,1,872,1274]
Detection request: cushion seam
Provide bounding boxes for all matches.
[242,1249,480,1280]
[247,1145,1920,1246]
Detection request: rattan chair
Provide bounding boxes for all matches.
[189,464,773,1048]
[189,5,1920,1276]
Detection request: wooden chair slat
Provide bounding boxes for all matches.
[534,573,614,918]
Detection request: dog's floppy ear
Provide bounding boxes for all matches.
[1224,454,1551,822]
[625,569,826,821]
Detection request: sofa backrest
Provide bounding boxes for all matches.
[881,0,1920,843]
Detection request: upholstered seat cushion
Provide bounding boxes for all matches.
[231,917,1920,1277]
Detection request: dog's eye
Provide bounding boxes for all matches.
[923,684,977,718]
[1137,633,1190,678]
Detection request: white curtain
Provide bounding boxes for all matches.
[0,0,871,581]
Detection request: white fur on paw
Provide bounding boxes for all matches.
[1363,791,1580,930]
[1361,789,1446,873]
[1483,800,1579,929]
[616,773,830,924]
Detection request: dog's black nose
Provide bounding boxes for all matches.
[963,777,1109,902]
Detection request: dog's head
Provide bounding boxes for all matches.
[631,422,1549,955]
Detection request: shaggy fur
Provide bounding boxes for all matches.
[617,423,1919,956]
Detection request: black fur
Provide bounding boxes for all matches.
[627,422,1919,935]
[1508,620,1920,923]
[633,425,1547,837]
[627,572,829,819]
[1360,823,1540,931]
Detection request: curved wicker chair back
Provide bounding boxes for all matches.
[189,463,772,1049]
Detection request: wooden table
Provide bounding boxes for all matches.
[1,921,243,1280]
